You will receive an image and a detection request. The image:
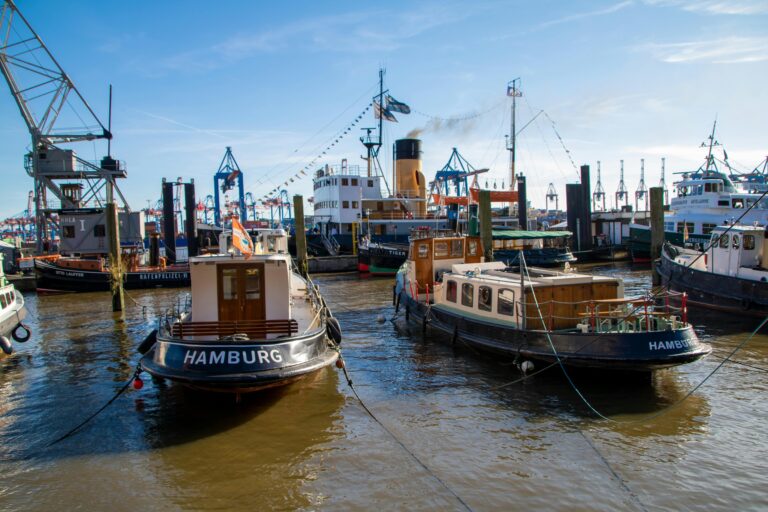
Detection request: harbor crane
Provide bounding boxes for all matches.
[545,183,559,212]
[212,147,246,226]
[635,158,648,212]
[592,160,606,212]
[616,160,628,209]
[0,0,130,252]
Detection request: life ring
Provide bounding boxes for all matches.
[138,329,158,354]
[326,316,342,345]
[0,335,13,355]
[11,323,31,343]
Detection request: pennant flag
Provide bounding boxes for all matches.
[386,95,411,114]
[374,101,398,122]
[231,217,254,259]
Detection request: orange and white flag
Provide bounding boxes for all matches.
[231,217,254,259]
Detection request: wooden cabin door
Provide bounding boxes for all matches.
[217,263,266,322]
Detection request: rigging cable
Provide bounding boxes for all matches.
[336,354,474,512]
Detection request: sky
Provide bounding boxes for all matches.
[0,0,766,219]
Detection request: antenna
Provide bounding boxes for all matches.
[635,158,648,211]
[107,84,113,157]
[592,160,605,211]
[700,119,720,172]
[505,78,521,192]
[659,157,668,205]
[616,160,628,208]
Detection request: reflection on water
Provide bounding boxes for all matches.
[0,264,766,510]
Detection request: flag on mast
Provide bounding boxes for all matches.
[231,216,254,259]
[507,84,522,97]
[374,101,398,122]
[386,95,411,114]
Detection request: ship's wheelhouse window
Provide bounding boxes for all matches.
[696,185,703,195]
[342,178,348,186]
[446,281,457,302]
[461,283,474,307]
[702,223,717,234]
[744,235,756,250]
[704,183,713,192]
[732,235,740,249]
[6,292,12,305]
[450,239,464,257]
[434,241,449,258]
[63,225,75,238]
[732,198,744,208]
[664,222,675,231]
[352,201,359,209]
[468,239,478,256]
[719,234,729,248]
[368,180,374,187]
[478,286,492,311]
[418,243,429,258]
[342,201,349,209]
[498,288,515,316]
[0,295,6,309]
[351,178,358,186]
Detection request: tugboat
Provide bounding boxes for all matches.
[139,223,341,393]
[658,224,768,316]
[0,254,30,355]
[394,230,710,371]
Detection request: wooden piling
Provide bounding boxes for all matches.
[107,200,124,312]
[293,195,308,277]
[479,189,493,262]
[650,186,664,285]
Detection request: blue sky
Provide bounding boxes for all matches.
[1,0,766,218]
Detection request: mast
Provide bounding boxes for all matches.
[702,119,718,172]
[505,78,520,192]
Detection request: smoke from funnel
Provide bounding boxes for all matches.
[406,116,477,139]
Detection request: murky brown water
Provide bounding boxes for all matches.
[1,264,767,511]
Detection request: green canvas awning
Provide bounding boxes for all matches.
[491,229,572,240]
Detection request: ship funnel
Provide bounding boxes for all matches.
[394,138,426,217]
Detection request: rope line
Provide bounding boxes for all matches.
[47,366,142,447]
[337,354,473,512]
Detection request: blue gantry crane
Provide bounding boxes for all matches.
[213,147,246,225]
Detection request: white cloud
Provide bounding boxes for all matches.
[638,36,768,63]
[535,1,635,30]
[643,0,768,15]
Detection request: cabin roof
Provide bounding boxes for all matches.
[492,229,571,239]
[189,253,291,264]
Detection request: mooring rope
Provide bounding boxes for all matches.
[336,354,473,512]
[47,365,142,447]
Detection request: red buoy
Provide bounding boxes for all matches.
[133,377,144,390]
[335,359,345,369]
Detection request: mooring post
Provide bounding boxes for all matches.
[293,195,308,277]
[107,199,124,312]
[479,189,493,262]
[650,186,664,286]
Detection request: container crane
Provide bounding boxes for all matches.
[545,183,559,212]
[0,0,130,252]
[635,158,648,212]
[616,160,628,209]
[213,147,245,225]
[592,161,606,211]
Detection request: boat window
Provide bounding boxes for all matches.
[93,224,106,237]
[732,235,740,249]
[461,283,474,307]
[63,225,75,238]
[677,222,694,234]
[245,268,261,300]
[451,239,464,257]
[342,178,348,186]
[6,292,12,304]
[744,235,756,250]
[719,234,729,249]
[478,286,492,311]
[446,281,457,302]
[704,183,713,192]
[0,295,6,309]
[702,223,717,234]
[468,239,478,256]
[221,268,238,300]
[498,289,515,316]
[418,243,429,258]
[434,241,449,258]
[493,240,504,249]
[732,198,744,208]
[351,178,358,186]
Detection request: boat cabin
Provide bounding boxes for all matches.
[707,225,768,278]
[407,232,483,292]
[186,230,297,338]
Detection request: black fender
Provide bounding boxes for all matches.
[0,335,13,355]
[138,329,158,355]
[11,323,31,343]
[326,316,342,345]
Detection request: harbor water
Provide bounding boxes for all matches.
[1,264,767,511]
